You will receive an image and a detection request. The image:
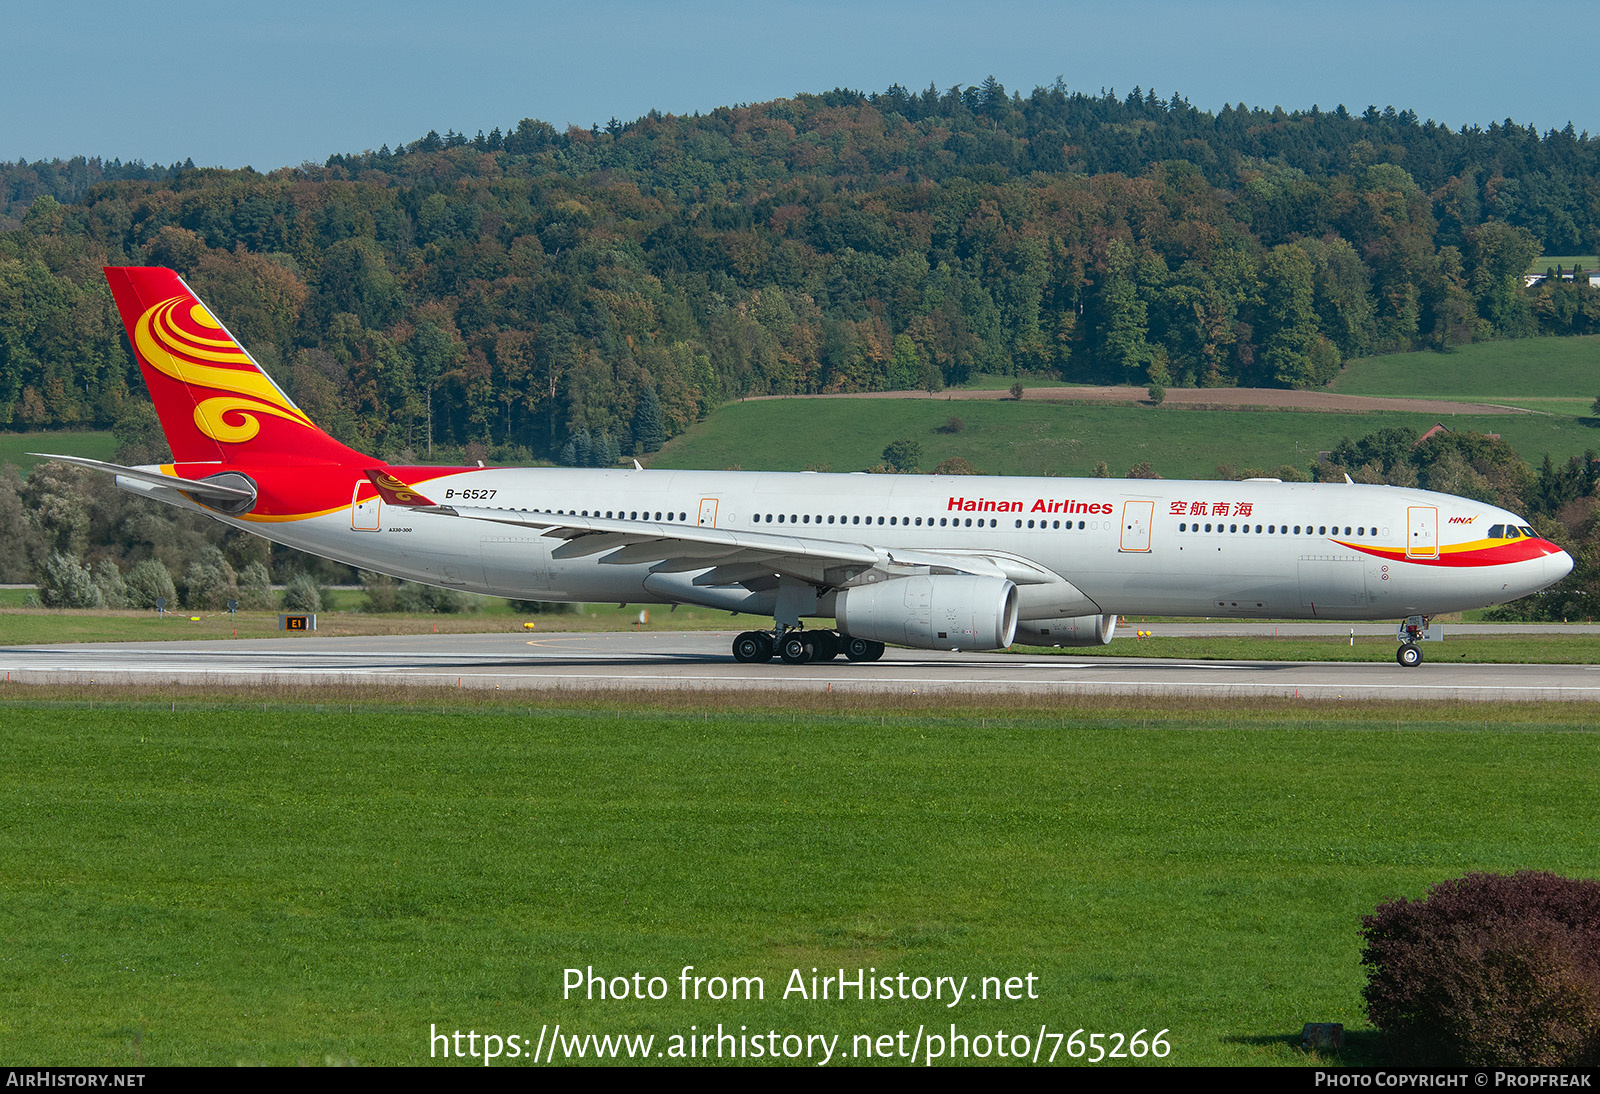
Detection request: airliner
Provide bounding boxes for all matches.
[37,267,1574,668]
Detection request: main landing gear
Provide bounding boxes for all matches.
[731,629,886,664]
[1395,615,1435,668]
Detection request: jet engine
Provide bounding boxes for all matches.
[834,574,1018,651]
[1013,613,1117,647]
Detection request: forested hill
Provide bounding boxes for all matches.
[3,79,1599,463]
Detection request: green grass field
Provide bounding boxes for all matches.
[652,397,1600,479]
[1526,256,1598,276]
[1334,336,1600,401]
[0,430,118,474]
[2,690,1597,1066]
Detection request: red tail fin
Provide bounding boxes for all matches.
[104,266,368,466]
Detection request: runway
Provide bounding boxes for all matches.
[3,624,1599,701]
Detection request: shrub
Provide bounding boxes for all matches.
[281,572,325,613]
[938,416,965,434]
[124,559,177,609]
[510,599,578,614]
[1009,381,1025,400]
[238,561,276,610]
[396,581,464,614]
[881,438,921,473]
[183,546,237,609]
[1361,872,1600,1066]
[1147,383,1166,405]
[38,551,103,609]
[933,457,981,475]
[358,570,400,612]
[91,559,128,609]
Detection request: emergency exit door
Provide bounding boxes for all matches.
[351,481,380,531]
[1407,506,1438,559]
[1120,500,1154,552]
[698,498,719,527]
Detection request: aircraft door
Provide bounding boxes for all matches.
[1120,500,1154,552]
[698,498,719,527]
[351,481,380,531]
[1407,506,1438,559]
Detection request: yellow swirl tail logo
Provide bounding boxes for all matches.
[135,296,315,444]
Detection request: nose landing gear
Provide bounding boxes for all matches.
[1394,615,1436,668]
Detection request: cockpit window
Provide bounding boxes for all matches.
[1488,524,1505,538]
[1521,526,1538,539]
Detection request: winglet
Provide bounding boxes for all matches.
[365,469,438,507]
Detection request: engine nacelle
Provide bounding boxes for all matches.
[835,574,1018,651]
[1014,613,1117,647]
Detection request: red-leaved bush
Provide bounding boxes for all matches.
[1361,872,1600,1065]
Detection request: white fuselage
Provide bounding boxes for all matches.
[130,467,1570,622]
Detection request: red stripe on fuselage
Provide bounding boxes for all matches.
[1337,538,1562,567]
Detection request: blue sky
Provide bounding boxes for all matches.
[7,1,1594,169]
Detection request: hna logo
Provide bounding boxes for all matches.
[1448,515,1477,524]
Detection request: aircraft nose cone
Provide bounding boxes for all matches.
[1549,548,1575,584]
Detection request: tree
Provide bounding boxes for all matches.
[1096,239,1154,383]
[406,322,462,457]
[1259,244,1322,387]
[632,384,667,454]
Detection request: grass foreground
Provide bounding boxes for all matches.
[2,684,1598,1067]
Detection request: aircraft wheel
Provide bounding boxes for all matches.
[809,630,840,661]
[733,631,773,663]
[843,635,875,661]
[863,640,886,661]
[779,634,814,664]
[1397,642,1423,668]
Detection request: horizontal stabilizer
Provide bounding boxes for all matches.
[364,469,438,507]
[28,453,256,501]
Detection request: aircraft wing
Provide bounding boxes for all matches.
[366,470,1065,592]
